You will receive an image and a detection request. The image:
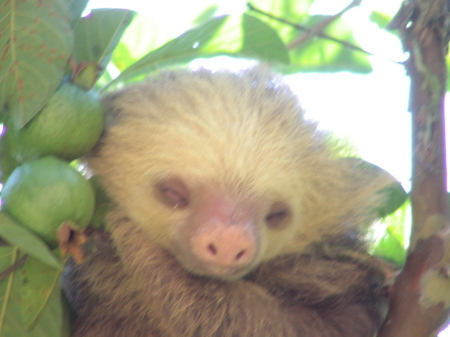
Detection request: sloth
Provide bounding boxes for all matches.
[61,67,393,337]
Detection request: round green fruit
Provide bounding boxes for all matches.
[19,83,104,161]
[1,156,95,245]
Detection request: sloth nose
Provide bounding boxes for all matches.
[193,225,255,268]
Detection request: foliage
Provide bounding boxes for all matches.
[0,0,409,335]
[0,0,74,129]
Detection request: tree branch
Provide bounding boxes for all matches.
[286,0,361,49]
[379,0,450,336]
[246,2,403,64]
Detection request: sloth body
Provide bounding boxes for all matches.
[62,68,390,337]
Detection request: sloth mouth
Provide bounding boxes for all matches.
[200,264,251,280]
[174,252,254,281]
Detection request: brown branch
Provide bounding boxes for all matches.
[246,2,403,64]
[0,254,28,281]
[379,0,450,336]
[379,236,448,337]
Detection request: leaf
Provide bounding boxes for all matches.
[104,15,229,89]
[248,0,314,48]
[248,1,372,73]
[376,182,408,218]
[0,126,20,183]
[71,8,136,73]
[20,257,62,330]
[105,14,289,89]
[111,42,136,72]
[241,14,289,64]
[199,14,289,63]
[0,251,68,337]
[192,5,219,25]
[372,225,407,266]
[66,0,89,21]
[288,15,372,73]
[369,11,392,29]
[342,158,408,217]
[27,286,71,337]
[370,201,409,266]
[0,0,74,129]
[0,247,27,337]
[250,0,314,26]
[0,213,62,270]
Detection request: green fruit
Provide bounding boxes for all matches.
[88,175,112,230]
[19,83,104,161]
[1,156,95,245]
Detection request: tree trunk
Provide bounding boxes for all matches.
[379,1,449,336]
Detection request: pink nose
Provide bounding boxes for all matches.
[192,225,255,268]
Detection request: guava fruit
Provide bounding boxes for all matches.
[88,175,111,230]
[19,82,104,161]
[1,156,95,245]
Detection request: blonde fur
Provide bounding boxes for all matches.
[63,67,391,337]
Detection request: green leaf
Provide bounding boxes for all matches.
[0,0,74,129]
[104,14,289,89]
[355,160,408,218]
[0,247,27,337]
[375,182,408,218]
[242,14,289,64]
[198,14,288,63]
[0,213,63,270]
[248,1,371,73]
[369,11,392,29]
[20,257,62,330]
[341,158,408,218]
[0,249,69,336]
[288,15,372,73]
[249,0,313,27]
[371,201,410,266]
[104,15,230,89]
[27,286,70,337]
[110,42,136,72]
[0,126,20,183]
[372,227,406,266]
[192,5,219,25]
[247,0,314,47]
[71,8,136,74]
[67,0,89,21]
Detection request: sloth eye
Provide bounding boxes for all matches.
[265,203,290,228]
[155,178,189,209]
